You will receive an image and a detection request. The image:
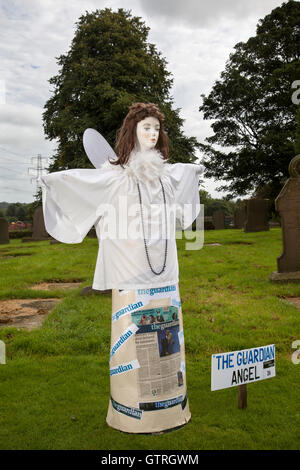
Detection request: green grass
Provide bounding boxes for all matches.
[0,228,299,449]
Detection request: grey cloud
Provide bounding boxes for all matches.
[139,0,286,28]
[0,102,54,202]
[1,0,285,201]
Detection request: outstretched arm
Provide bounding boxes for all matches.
[39,168,108,244]
[166,162,204,230]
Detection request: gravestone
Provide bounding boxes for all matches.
[204,216,214,230]
[244,199,269,233]
[32,206,49,239]
[0,218,9,244]
[212,210,225,230]
[23,206,49,242]
[270,155,300,282]
[234,205,247,229]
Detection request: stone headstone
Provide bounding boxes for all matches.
[244,199,270,232]
[212,210,225,230]
[22,206,50,242]
[0,218,9,244]
[270,155,300,282]
[32,206,49,239]
[234,205,247,229]
[204,216,214,230]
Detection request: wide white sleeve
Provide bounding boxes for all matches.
[39,168,109,244]
[167,163,204,230]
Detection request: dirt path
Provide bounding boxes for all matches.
[0,298,61,330]
[30,282,82,291]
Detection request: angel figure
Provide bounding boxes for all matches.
[40,102,203,434]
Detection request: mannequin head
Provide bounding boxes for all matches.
[135,116,160,153]
[112,102,169,166]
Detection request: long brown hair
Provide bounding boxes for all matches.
[111,102,169,167]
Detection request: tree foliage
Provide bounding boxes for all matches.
[43,8,199,172]
[199,190,237,216]
[199,0,300,201]
[5,202,31,222]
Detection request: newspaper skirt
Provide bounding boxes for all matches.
[106,283,191,433]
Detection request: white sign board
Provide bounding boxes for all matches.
[211,344,275,391]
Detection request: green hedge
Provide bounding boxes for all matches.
[8,230,33,239]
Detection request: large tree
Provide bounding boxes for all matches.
[43,8,199,172]
[199,0,300,202]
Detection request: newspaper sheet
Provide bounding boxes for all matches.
[131,306,183,401]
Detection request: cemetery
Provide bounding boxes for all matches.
[0,218,299,449]
[1,0,300,454]
[0,154,300,449]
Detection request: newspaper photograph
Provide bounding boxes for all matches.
[131,306,183,401]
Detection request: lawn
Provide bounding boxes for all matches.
[0,228,299,450]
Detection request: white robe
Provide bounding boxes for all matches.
[39,149,203,290]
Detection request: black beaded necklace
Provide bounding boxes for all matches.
[136,177,168,275]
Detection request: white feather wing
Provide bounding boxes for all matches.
[83,128,117,168]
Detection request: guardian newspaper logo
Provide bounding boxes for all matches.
[112,301,143,322]
[137,285,176,296]
[110,359,140,376]
[109,323,138,361]
[135,284,182,311]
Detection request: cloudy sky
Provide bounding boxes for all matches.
[0,0,287,203]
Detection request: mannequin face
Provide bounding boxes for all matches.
[135,116,160,152]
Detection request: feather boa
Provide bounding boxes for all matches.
[100,148,168,182]
[125,148,167,181]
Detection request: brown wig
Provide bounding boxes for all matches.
[111,102,169,167]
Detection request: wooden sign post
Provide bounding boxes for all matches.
[238,384,247,409]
